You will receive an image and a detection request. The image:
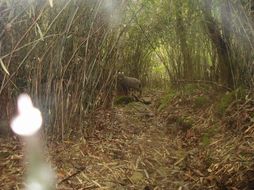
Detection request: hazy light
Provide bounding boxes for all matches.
[26,164,56,190]
[11,94,42,136]
[102,0,122,27]
[38,164,56,184]
[27,182,43,190]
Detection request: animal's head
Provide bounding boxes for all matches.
[117,72,125,80]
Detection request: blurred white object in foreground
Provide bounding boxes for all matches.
[11,94,42,136]
[10,93,55,190]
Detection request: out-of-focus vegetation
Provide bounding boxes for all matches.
[0,0,126,139]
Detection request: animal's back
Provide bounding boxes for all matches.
[124,76,141,89]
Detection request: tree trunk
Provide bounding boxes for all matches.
[202,0,234,88]
[175,0,193,80]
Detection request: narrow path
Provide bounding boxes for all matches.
[2,92,254,189]
[0,98,212,190]
[53,101,193,190]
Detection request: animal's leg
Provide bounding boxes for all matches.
[123,86,129,96]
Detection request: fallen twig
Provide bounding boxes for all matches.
[58,167,86,185]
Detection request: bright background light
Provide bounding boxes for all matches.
[11,94,42,136]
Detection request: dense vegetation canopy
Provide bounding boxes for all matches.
[0,0,253,134]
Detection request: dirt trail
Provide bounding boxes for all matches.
[53,95,254,190]
[52,101,194,190]
[1,97,215,190]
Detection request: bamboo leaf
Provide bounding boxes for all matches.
[0,58,10,75]
[36,23,44,41]
[48,0,53,7]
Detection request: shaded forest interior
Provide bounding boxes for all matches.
[1,0,254,189]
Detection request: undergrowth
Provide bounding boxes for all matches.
[156,85,254,189]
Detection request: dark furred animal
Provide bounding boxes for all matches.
[117,72,142,96]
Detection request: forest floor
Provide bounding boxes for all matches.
[1,88,254,190]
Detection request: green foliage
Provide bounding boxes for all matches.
[215,87,248,117]
[121,0,254,91]
[175,116,193,131]
[215,88,248,117]
[181,84,198,95]
[179,84,211,96]
[234,87,248,99]
[180,84,210,95]
[151,59,166,75]
[194,96,210,108]
[166,115,193,134]
[201,133,210,146]
[215,91,236,117]
[201,126,219,147]
[157,90,176,111]
[157,84,212,111]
